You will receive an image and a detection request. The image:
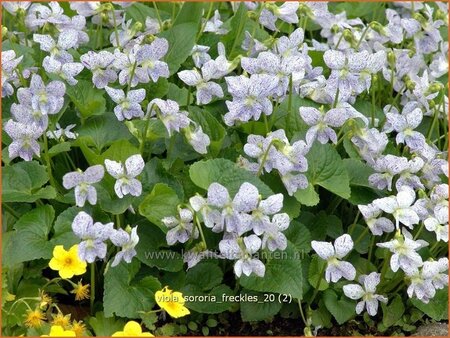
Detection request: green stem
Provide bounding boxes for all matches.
[90,263,95,315]
[371,75,376,126]
[353,227,369,246]
[127,61,138,93]
[111,6,120,47]
[195,215,208,249]
[256,139,276,176]
[355,24,369,50]
[153,2,163,30]
[43,133,59,192]
[413,222,424,240]
[348,210,361,236]
[263,114,270,134]
[197,2,214,40]
[297,300,308,326]
[307,262,326,308]
[2,203,20,219]
[139,104,156,155]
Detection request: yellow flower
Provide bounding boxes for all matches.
[71,281,90,301]
[41,325,76,337]
[70,320,86,336]
[155,286,190,318]
[49,245,87,279]
[112,321,154,337]
[24,308,46,328]
[39,291,52,309]
[51,313,71,328]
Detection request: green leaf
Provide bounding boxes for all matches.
[135,222,183,272]
[381,295,405,328]
[125,3,170,25]
[173,2,204,26]
[189,158,273,197]
[181,284,233,314]
[411,288,448,321]
[50,206,80,248]
[139,183,180,232]
[307,255,328,291]
[2,161,56,203]
[240,290,282,322]
[3,206,55,267]
[274,96,320,138]
[294,183,320,207]
[75,114,132,152]
[88,312,126,336]
[323,289,355,325]
[240,243,303,300]
[189,106,226,156]
[284,221,311,253]
[66,79,106,118]
[48,142,71,157]
[304,143,351,199]
[221,3,248,57]
[104,261,160,318]
[159,23,198,75]
[185,262,223,291]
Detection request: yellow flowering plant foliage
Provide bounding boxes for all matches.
[48,245,87,279]
[41,325,76,337]
[112,321,154,337]
[155,286,190,319]
[2,1,449,337]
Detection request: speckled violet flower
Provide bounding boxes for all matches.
[424,208,449,242]
[105,86,145,121]
[261,213,290,251]
[110,226,140,267]
[42,56,83,85]
[358,203,395,236]
[1,50,23,97]
[80,50,117,88]
[383,102,425,150]
[135,38,170,82]
[62,165,104,207]
[183,123,210,154]
[311,234,356,283]
[203,10,228,35]
[104,154,145,198]
[224,74,278,126]
[147,99,191,136]
[17,74,66,116]
[178,66,224,105]
[219,234,265,277]
[377,229,428,274]
[72,211,114,263]
[259,2,299,31]
[162,208,199,245]
[4,120,44,161]
[373,186,419,230]
[343,272,388,316]
[33,29,79,63]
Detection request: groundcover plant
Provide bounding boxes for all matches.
[1,1,449,336]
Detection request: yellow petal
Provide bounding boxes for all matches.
[58,268,74,279]
[123,321,142,335]
[49,258,63,271]
[111,331,125,337]
[52,246,67,259]
[166,303,190,318]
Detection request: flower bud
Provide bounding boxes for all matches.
[387,51,396,66]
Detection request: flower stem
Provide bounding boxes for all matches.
[307,262,326,308]
[111,6,120,48]
[256,139,276,176]
[355,24,369,50]
[90,263,95,315]
[153,2,164,30]
[197,2,214,40]
[195,215,208,249]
